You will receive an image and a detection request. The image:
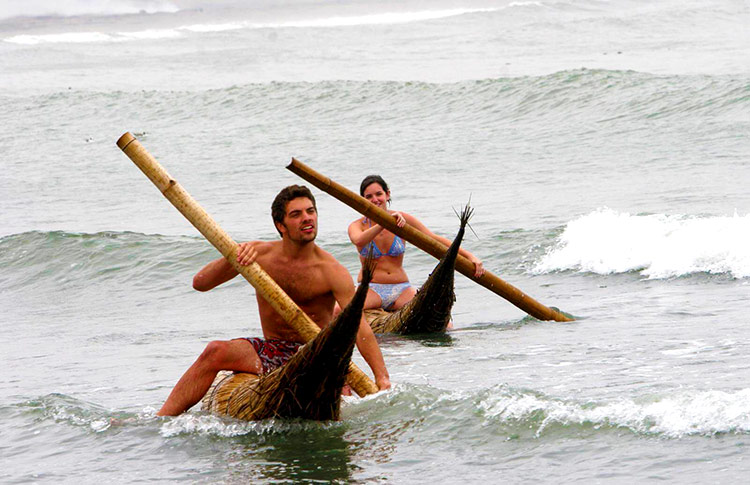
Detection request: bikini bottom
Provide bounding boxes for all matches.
[368,281,412,310]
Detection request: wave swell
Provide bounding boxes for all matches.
[0,230,208,291]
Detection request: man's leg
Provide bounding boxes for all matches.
[157,339,262,416]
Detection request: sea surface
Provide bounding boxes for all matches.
[1,0,749,483]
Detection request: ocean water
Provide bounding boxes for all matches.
[1,0,749,482]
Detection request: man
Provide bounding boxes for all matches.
[157,185,391,416]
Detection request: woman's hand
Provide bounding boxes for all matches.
[470,255,485,278]
[390,211,406,228]
[236,242,258,266]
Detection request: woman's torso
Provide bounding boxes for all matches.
[355,218,409,284]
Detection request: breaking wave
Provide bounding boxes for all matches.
[534,208,750,279]
[14,383,750,441]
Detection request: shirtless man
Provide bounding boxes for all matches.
[157,185,391,416]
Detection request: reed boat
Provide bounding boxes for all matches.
[365,206,471,334]
[201,259,376,421]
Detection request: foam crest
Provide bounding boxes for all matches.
[5,29,182,45]
[159,412,339,438]
[25,393,156,433]
[534,208,750,279]
[246,8,501,29]
[3,8,500,44]
[159,413,258,438]
[7,32,114,45]
[508,1,545,7]
[479,387,750,438]
[0,0,178,21]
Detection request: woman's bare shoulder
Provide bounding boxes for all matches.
[349,217,366,228]
[399,210,421,224]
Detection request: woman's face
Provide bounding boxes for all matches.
[363,182,389,209]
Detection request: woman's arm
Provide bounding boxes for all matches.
[347,219,385,247]
[347,212,407,248]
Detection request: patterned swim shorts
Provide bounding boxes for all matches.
[240,337,303,374]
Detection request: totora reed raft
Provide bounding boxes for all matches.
[365,205,471,334]
[201,256,377,420]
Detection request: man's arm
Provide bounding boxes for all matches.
[193,241,260,291]
[329,263,391,390]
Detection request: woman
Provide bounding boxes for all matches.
[349,175,485,311]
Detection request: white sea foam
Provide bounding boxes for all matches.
[181,22,246,33]
[159,413,260,438]
[245,8,501,29]
[158,412,341,438]
[534,208,750,279]
[479,388,750,438]
[116,28,182,40]
[3,8,500,45]
[0,0,179,21]
[7,32,113,44]
[508,1,545,7]
[660,340,712,356]
[5,29,182,45]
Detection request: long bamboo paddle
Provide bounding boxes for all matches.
[287,157,573,322]
[116,133,379,396]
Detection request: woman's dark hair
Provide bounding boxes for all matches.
[271,185,316,236]
[360,175,390,198]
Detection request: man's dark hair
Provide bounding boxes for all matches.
[359,175,390,198]
[271,185,317,236]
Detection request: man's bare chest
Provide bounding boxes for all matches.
[262,260,329,303]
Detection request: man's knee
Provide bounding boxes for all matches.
[197,340,231,369]
[197,339,261,374]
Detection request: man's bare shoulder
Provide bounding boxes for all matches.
[312,245,343,267]
[246,240,281,255]
[312,246,353,284]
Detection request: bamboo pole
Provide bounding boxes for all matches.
[116,133,379,396]
[286,157,573,322]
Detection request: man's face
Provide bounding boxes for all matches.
[278,197,318,243]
